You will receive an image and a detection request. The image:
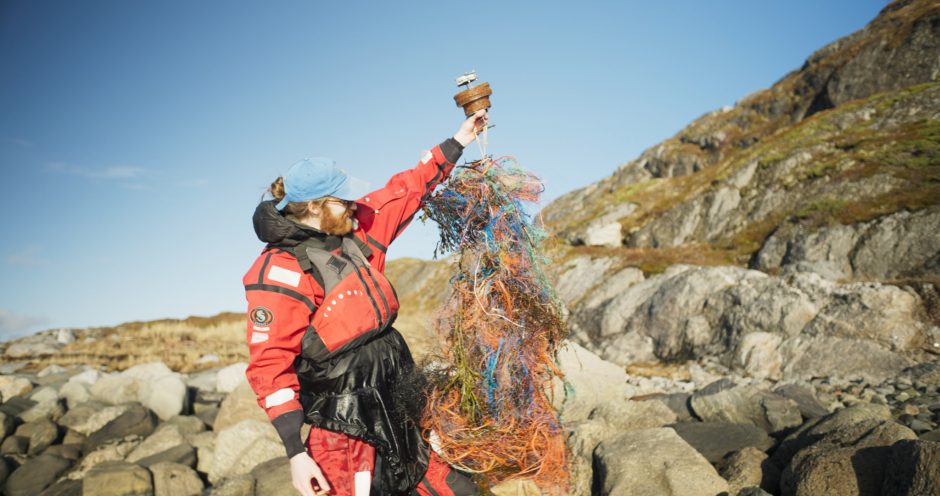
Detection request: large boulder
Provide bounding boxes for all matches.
[205,475,254,496]
[215,363,248,394]
[881,439,940,496]
[213,382,267,432]
[250,457,294,496]
[690,383,802,434]
[58,402,128,436]
[14,418,60,455]
[67,435,142,481]
[125,424,189,464]
[83,404,157,452]
[0,376,34,402]
[568,265,923,384]
[91,363,187,421]
[755,206,940,280]
[208,419,283,484]
[150,462,203,496]
[4,454,72,496]
[82,460,152,496]
[551,341,631,423]
[593,427,729,496]
[670,422,775,464]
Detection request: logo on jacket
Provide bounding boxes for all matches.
[249,306,274,331]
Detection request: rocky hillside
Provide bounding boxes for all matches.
[0,2,938,495]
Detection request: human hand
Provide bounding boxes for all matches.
[290,452,331,496]
[454,109,489,147]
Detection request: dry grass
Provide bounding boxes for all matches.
[11,313,249,373]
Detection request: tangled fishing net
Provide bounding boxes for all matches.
[420,155,569,492]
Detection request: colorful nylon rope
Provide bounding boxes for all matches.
[420,155,569,493]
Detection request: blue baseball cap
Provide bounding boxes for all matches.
[275,157,371,210]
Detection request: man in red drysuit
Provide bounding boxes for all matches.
[243,110,487,496]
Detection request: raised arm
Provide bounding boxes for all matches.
[355,110,488,257]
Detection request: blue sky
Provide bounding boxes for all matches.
[0,0,888,339]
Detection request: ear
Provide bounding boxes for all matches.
[307,201,321,216]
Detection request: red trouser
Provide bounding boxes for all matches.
[307,427,478,496]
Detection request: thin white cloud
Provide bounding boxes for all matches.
[6,245,47,267]
[47,162,148,179]
[0,309,48,341]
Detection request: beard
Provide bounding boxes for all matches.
[319,206,355,236]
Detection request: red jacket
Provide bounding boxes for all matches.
[243,141,459,423]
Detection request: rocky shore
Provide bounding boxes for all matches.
[0,342,935,496]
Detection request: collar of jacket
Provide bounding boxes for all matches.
[252,200,373,258]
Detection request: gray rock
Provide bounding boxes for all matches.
[921,429,940,442]
[82,460,153,496]
[250,457,294,496]
[90,364,187,421]
[593,428,729,496]
[43,443,83,460]
[0,410,15,438]
[0,457,9,487]
[205,475,254,496]
[164,415,205,436]
[135,443,196,469]
[0,396,36,420]
[757,207,940,281]
[881,439,940,496]
[38,479,82,496]
[781,444,892,496]
[690,384,802,434]
[15,418,60,455]
[551,341,631,423]
[583,221,623,247]
[0,376,34,402]
[736,488,774,496]
[773,383,830,419]
[213,382,268,432]
[779,335,913,384]
[215,362,248,393]
[4,454,72,496]
[552,256,617,307]
[190,430,216,475]
[0,435,28,455]
[68,435,142,480]
[206,475,254,496]
[591,399,677,431]
[771,403,901,469]
[671,422,775,463]
[735,332,783,380]
[208,419,283,484]
[195,406,219,429]
[58,402,127,436]
[20,392,65,423]
[654,392,696,422]
[719,447,780,495]
[150,462,203,496]
[4,335,63,358]
[84,404,157,452]
[122,363,188,421]
[126,424,188,463]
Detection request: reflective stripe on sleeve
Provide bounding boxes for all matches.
[264,388,295,408]
[355,471,371,496]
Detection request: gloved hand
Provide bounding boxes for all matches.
[290,452,331,496]
[454,109,489,147]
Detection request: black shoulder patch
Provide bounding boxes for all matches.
[326,256,347,274]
